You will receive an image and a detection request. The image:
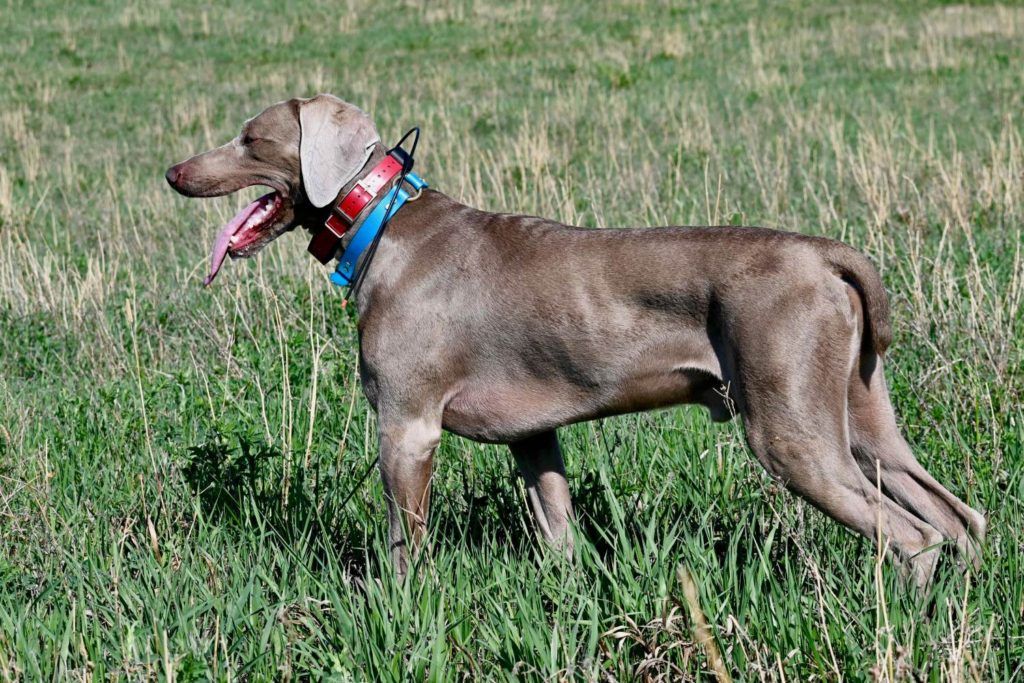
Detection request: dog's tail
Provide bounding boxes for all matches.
[824,244,892,355]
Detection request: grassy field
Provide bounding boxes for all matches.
[1,0,1022,679]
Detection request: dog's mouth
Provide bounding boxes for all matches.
[205,188,292,286]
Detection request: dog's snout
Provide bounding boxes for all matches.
[165,164,184,188]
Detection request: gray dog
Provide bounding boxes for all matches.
[166,94,985,584]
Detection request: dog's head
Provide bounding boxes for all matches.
[165,94,380,284]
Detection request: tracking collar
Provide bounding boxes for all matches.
[329,170,426,286]
[307,142,427,288]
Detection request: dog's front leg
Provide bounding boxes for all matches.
[509,430,575,557]
[378,413,441,578]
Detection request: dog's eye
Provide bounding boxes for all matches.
[242,133,261,146]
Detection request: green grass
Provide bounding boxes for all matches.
[1,0,1022,679]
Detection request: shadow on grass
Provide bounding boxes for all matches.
[428,462,652,561]
[180,432,374,575]
[178,433,812,584]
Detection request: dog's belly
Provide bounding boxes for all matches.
[442,366,731,444]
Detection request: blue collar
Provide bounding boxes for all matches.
[328,171,428,287]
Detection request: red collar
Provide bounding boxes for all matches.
[307,154,404,264]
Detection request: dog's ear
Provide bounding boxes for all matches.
[299,95,380,208]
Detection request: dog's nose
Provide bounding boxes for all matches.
[165,164,182,187]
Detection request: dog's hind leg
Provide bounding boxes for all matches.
[743,417,944,586]
[847,352,986,567]
[509,430,575,556]
[734,290,944,586]
[378,413,441,578]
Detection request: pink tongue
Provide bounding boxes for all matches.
[203,197,265,286]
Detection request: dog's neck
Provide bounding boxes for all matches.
[336,143,391,229]
[346,186,448,315]
[344,143,399,252]
[304,142,402,269]
[309,143,391,253]
[308,141,437,299]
